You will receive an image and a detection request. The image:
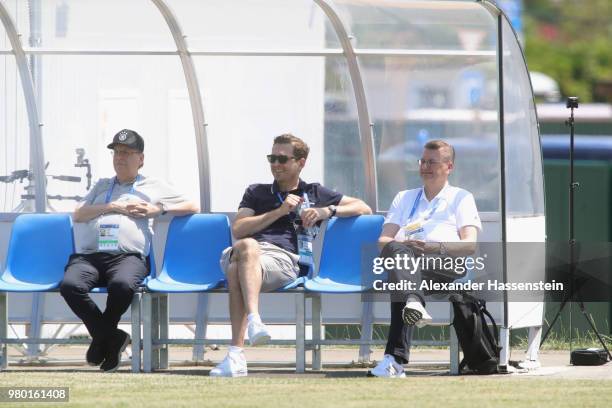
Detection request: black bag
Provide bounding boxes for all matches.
[570,349,610,366]
[449,293,501,374]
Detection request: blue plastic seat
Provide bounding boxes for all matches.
[221,275,305,292]
[0,214,75,292]
[277,276,307,291]
[146,214,231,292]
[217,255,312,292]
[304,215,384,293]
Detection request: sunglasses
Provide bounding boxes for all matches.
[267,154,296,164]
[418,159,447,168]
[111,150,141,158]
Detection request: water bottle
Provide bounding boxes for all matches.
[296,200,315,266]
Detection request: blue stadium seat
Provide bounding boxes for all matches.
[0,214,74,292]
[146,214,231,292]
[277,276,307,291]
[304,215,384,293]
[0,213,150,372]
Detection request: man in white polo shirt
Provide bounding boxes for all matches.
[370,139,482,378]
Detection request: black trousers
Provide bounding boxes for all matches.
[381,241,419,364]
[381,241,462,364]
[59,252,147,340]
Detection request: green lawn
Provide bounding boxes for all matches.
[1,371,611,407]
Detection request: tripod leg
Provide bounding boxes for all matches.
[541,295,571,347]
[578,303,612,360]
[12,201,25,213]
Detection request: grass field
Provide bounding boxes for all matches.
[1,371,612,408]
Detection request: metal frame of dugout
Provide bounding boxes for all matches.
[0,0,545,372]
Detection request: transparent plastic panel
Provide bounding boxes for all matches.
[3,0,29,50]
[1,11,11,51]
[364,54,500,213]
[0,56,32,212]
[12,0,175,50]
[502,19,544,217]
[172,0,341,51]
[333,0,497,51]
[323,57,365,199]
[194,55,363,212]
[38,55,199,212]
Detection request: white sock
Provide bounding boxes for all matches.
[247,313,262,324]
[385,354,403,369]
[228,346,243,355]
[406,295,422,305]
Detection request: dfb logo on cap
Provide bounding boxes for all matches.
[107,129,145,152]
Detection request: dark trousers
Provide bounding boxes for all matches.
[59,252,147,340]
[381,241,419,364]
[380,241,462,364]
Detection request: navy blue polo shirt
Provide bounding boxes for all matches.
[238,179,343,254]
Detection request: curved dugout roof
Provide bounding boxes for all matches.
[0,0,544,235]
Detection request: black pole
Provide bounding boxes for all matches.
[541,97,578,347]
[540,97,612,360]
[568,97,577,259]
[568,97,577,355]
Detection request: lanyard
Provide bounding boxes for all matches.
[105,175,139,204]
[275,192,284,205]
[276,192,309,206]
[408,188,442,223]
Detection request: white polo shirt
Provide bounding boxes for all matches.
[384,183,482,242]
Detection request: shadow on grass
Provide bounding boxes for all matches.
[1,366,451,378]
[150,367,451,378]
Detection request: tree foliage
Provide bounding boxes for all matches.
[524,0,612,102]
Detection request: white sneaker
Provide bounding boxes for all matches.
[248,320,271,346]
[369,354,405,378]
[517,359,541,370]
[402,300,432,328]
[209,352,248,377]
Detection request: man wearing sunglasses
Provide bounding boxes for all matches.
[212,133,371,377]
[59,129,199,372]
[370,139,481,378]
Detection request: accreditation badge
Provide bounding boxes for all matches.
[297,232,314,266]
[98,223,120,251]
[402,220,425,241]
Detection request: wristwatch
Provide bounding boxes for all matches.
[439,242,447,256]
[160,203,168,216]
[328,205,337,219]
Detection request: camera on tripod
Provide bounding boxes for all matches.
[0,148,94,210]
[566,96,579,109]
[0,170,30,183]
